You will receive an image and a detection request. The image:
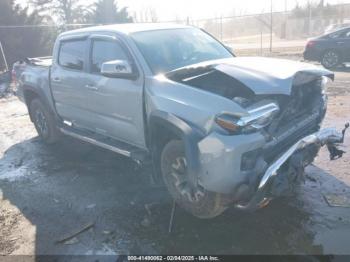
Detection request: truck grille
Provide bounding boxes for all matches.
[263,78,325,162]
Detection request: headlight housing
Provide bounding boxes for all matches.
[215,102,280,133]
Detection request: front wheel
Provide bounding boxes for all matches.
[29,98,60,144]
[321,50,341,69]
[160,140,228,218]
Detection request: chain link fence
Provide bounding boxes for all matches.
[1,5,350,68]
[172,8,350,56]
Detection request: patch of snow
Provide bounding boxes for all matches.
[85,244,118,255]
[0,166,29,182]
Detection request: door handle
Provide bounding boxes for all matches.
[336,41,345,44]
[85,84,98,91]
[52,77,61,83]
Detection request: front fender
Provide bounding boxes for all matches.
[148,110,204,186]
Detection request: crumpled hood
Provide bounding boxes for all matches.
[214,57,334,95]
[167,57,334,96]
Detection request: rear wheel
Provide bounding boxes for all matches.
[29,98,60,144]
[160,140,228,218]
[321,50,340,69]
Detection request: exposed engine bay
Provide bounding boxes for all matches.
[166,63,331,162]
[167,60,348,204]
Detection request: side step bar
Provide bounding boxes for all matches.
[59,127,148,162]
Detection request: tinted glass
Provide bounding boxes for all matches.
[328,28,349,39]
[91,40,128,73]
[59,40,85,70]
[132,28,233,74]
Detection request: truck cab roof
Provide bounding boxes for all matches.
[59,23,193,37]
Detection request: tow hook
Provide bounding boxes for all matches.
[326,123,349,160]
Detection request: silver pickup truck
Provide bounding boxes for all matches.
[17,23,347,218]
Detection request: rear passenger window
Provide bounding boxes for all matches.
[58,40,85,70]
[91,40,128,73]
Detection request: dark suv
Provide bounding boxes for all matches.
[304,27,350,69]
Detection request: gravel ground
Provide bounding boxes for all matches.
[0,55,350,256]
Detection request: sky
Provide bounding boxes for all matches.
[17,0,350,22]
[108,0,350,20]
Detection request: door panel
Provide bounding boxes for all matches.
[85,37,146,148]
[341,30,350,60]
[85,75,145,147]
[51,39,93,130]
[331,29,350,60]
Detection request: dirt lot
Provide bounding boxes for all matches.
[0,56,350,256]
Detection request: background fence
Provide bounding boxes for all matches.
[173,10,350,56]
[1,3,350,70]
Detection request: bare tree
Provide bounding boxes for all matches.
[136,7,158,22]
[0,0,53,66]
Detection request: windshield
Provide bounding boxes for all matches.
[131,28,233,74]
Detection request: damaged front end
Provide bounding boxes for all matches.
[164,57,349,211]
[235,125,349,211]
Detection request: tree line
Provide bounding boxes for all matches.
[0,0,133,69]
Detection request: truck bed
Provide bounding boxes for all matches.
[25,56,52,67]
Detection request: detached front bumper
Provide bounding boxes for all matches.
[197,127,347,211]
[235,127,346,211]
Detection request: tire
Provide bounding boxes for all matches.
[321,50,341,69]
[160,140,228,219]
[29,98,60,144]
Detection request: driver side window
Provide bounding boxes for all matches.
[91,40,128,73]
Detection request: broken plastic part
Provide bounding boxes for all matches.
[235,125,348,211]
[326,123,349,160]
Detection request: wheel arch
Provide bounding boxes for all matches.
[148,110,204,183]
[22,85,56,122]
[23,86,45,121]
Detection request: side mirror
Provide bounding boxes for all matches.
[101,60,137,79]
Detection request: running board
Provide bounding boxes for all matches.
[59,127,148,162]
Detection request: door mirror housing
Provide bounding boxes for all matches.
[101,60,137,79]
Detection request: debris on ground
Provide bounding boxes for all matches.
[323,193,350,208]
[305,174,317,183]
[145,203,156,216]
[140,217,151,227]
[56,222,94,244]
[86,204,96,209]
[62,237,79,245]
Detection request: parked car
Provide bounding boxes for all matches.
[304,27,350,69]
[324,22,350,34]
[17,24,346,218]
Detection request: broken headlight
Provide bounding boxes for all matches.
[215,102,280,133]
